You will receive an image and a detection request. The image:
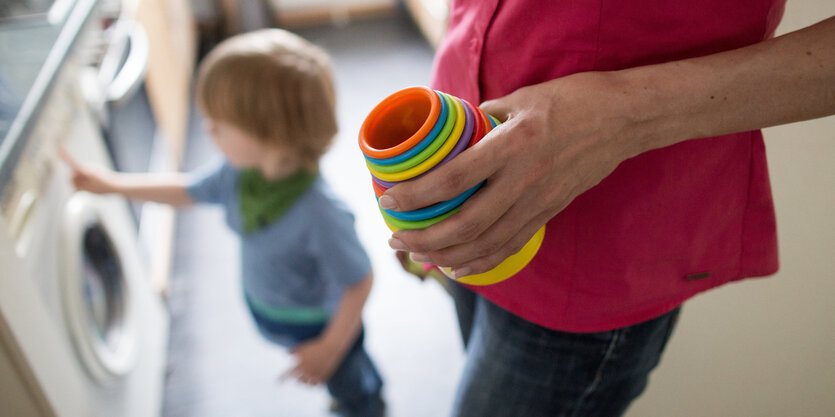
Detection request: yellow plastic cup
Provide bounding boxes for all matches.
[360,86,546,286]
[438,226,545,286]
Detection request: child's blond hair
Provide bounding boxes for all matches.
[196,29,337,172]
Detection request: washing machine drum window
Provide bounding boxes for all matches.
[82,222,126,351]
[63,193,138,383]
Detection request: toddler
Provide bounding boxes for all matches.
[63,28,384,417]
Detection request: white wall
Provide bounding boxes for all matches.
[274,0,393,12]
[626,2,835,416]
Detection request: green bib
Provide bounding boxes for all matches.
[238,169,317,234]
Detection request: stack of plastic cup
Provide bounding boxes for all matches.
[358,86,545,286]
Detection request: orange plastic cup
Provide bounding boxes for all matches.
[479,106,493,136]
[463,99,485,147]
[371,178,388,198]
[359,86,442,159]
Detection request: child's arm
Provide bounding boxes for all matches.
[61,148,194,207]
[284,273,373,385]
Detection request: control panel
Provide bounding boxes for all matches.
[0,65,77,243]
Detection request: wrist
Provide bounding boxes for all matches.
[102,171,125,194]
[606,67,690,159]
[318,330,352,356]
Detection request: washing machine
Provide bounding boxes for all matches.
[0,18,169,417]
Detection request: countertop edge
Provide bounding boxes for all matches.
[0,0,99,194]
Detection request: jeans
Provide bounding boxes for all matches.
[447,278,478,347]
[323,329,385,417]
[448,283,680,417]
[248,306,385,417]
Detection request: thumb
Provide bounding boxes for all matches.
[479,95,513,123]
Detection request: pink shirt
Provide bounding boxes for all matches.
[430,0,785,332]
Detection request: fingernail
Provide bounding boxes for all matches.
[410,252,430,263]
[452,267,472,279]
[378,195,398,210]
[388,238,408,251]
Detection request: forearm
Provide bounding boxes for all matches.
[614,16,835,157]
[318,273,373,358]
[381,18,834,275]
[108,172,194,206]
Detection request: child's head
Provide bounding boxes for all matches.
[196,29,337,173]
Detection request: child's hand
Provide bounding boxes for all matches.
[281,337,341,386]
[59,147,117,194]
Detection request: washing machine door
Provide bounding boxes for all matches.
[61,192,137,383]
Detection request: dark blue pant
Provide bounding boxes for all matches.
[447,279,680,417]
[248,305,384,417]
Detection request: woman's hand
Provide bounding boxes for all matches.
[282,337,342,386]
[382,72,655,277]
[380,16,835,278]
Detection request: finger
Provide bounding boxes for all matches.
[379,141,499,212]
[479,99,511,123]
[450,211,551,277]
[294,371,317,386]
[480,91,524,123]
[277,366,297,383]
[391,171,518,255]
[57,146,81,171]
[408,188,541,268]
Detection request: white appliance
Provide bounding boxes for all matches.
[0,19,168,417]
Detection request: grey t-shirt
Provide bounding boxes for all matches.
[186,159,371,321]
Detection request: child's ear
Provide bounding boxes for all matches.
[202,119,219,137]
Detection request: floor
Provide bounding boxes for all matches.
[162,13,466,417]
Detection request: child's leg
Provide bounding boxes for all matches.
[325,328,384,417]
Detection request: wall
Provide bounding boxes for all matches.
[626,2,835,416]
[133,0,197,294]
[275,0,393,11]
[268,0,395,27]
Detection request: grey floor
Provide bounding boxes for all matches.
[162,13,466,417]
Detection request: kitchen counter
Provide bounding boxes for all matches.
[0,0,98,193]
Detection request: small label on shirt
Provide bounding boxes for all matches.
[685,272,711,281]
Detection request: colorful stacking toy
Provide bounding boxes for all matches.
[358,86,545,286]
